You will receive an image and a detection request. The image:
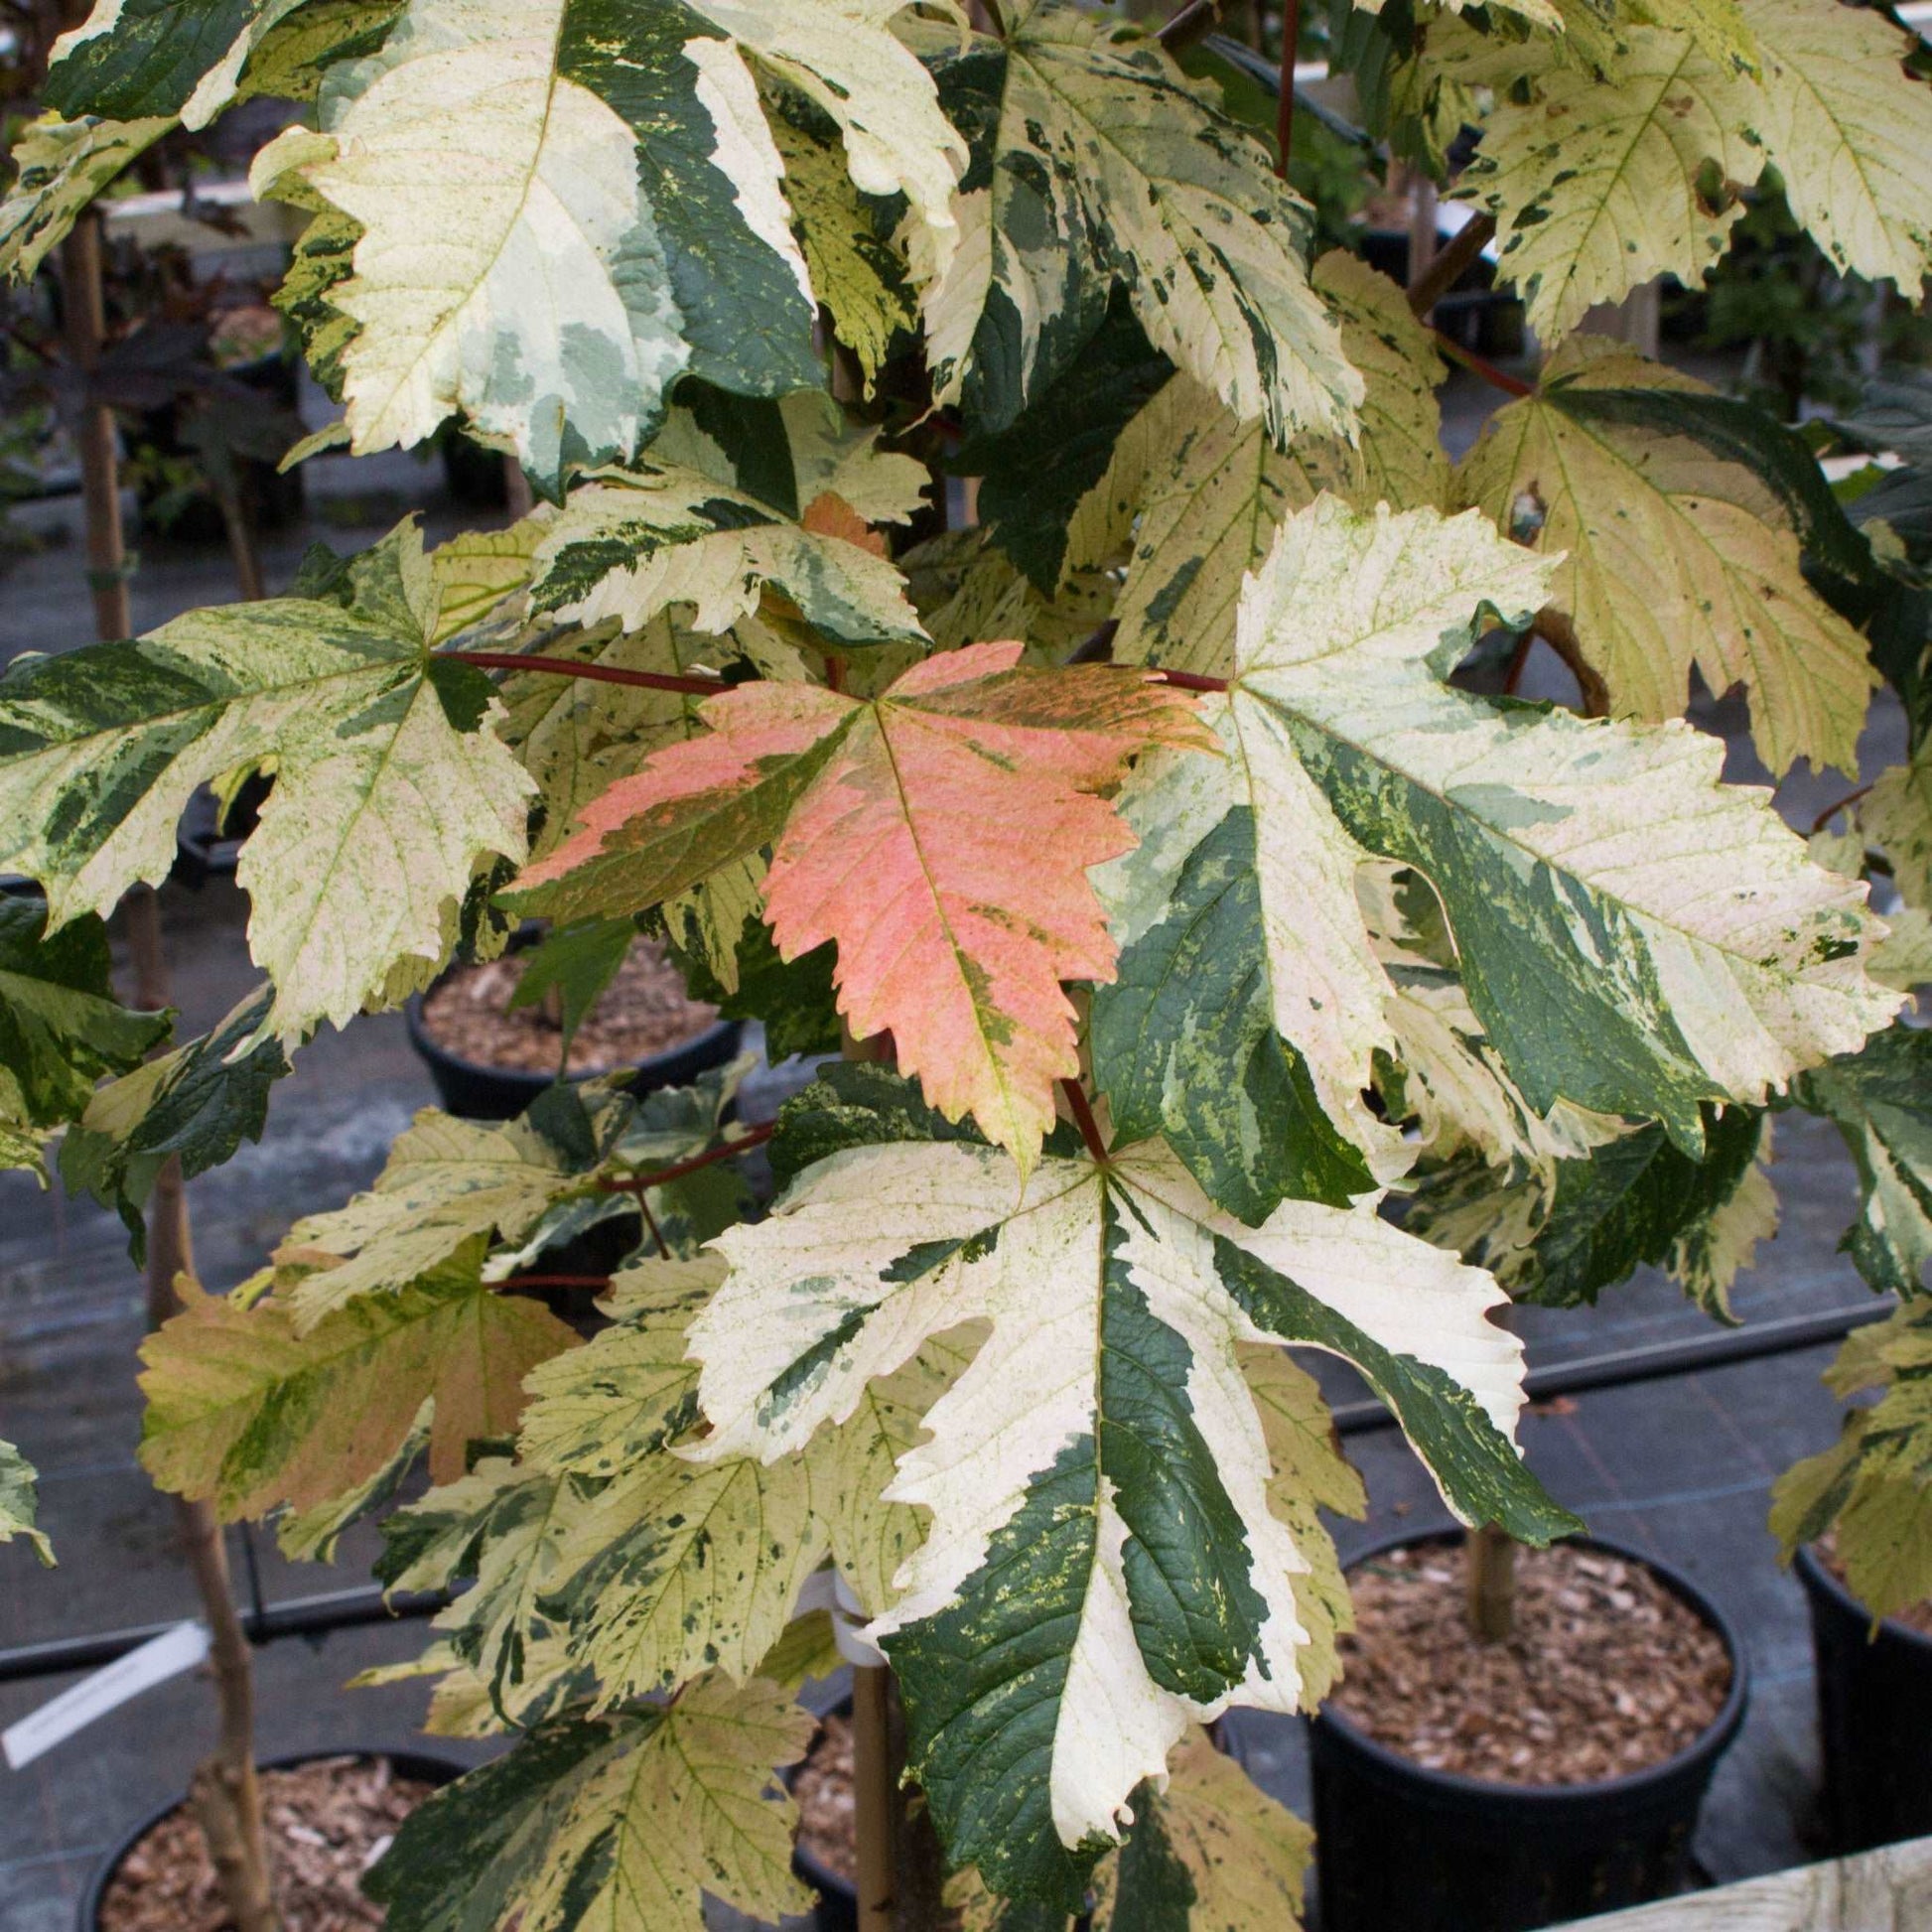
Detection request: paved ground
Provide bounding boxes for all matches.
[0,378,1914,1928]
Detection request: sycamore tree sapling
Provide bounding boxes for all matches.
[2,0,1930,1924]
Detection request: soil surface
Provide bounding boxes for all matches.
[793,1712,856,1884]
[97,1754,438,1931]
[1818,1533,1932,1637]
[420,935,718,1075]
[1327,1540,1731,1785]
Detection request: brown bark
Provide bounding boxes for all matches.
[1464,1522,1518,1644]
[127,889,280,1932]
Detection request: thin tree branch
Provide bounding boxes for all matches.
[1157,0,1221,52]
[1408,213,1495,318]
[1811,784,1872,836]
[1431,329,1535,399]
[1061,1079,1110,1166]
[1275,0,1302,177]
[442,649,728,698]
[499,1273,614,1290]
[597,1120,777,1195]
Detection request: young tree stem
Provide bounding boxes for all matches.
[1465,1521,1518,1644]
[1274,0,1302,176]
[853,1663,897,1932]
[441,649,727,697]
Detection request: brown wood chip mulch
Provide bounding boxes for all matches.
[793,1712,857,1883]
[1326,1540,1732,1786]
[97,1754,438,1932]
[420,935,717,1075]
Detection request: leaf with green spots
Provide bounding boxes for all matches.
[1863,746,1932,913]
[0,1441,52,1568]
[767,99,918,394]
[362,1676,814,1932]
[1772,1297,1932,1621]
[1790,1023,1932,1297]
[527,458,925,649]
[46,0,314,124]
[378,1456,593,1724]
[139,1240,578,1521]
[687,1133,1560,1907]
[60,986,288,1253]
[273,1081,632,1328]
[1069,254,1443,682]
[906,0,1359,447]
[0,521,532,1041]
[1089,1728,1311,1930]
[0,896,169,1178]
[1457,340,1877,776]
[0,112,173,282]
[1412,1106,1776,1323]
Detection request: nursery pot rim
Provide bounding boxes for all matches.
[402,924,741,1098]
[78,1743,472,1932]
[1793,1538,1932,1653]
[1311,1525,1749,1807]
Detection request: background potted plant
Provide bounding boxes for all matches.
[2,0,1930,1927]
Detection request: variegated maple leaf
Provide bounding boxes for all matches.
[0,521,532,1042]
[1094,496,1897,1223]
[687,1120,1572,1908]
[903,0,1359,445]
[243,0,963,485]
[139,1240,576,1513]
[1457,340,1877,775]
[509,642,1212,1170]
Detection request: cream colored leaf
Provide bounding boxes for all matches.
[1744,0,1932,292]
[1457,341,1877,775]
[687,1129,1560,1903]
[1219,496,1895,1144]
[0,112,171,282]
[1457,28,1760,341]
[1864,746,1932,911]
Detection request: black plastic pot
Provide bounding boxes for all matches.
[404,932,743,1121]
[173,773,274,887]
[1309,1530,1749,1932]
[78,1746,468,1929]
[1795,1542,1932,1854]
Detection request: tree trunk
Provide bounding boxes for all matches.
[127,891,280,1932]
[1465,1521,1518,1644]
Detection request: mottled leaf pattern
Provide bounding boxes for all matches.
[1791,1024,1932,1297]
[0,521,531,1039]
[363,1676,815,1932]
[910,0,1359,444]
[1458,341,1877,774]
[0,1441,52,1567]
[1772,1298,1932,1621]
[688,1132,1565,1906]
[139,1244,576,1512]
[0,897,168,1177]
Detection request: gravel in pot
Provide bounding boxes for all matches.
[1309,1529,1747,1932]
[406,928,741,1120]
[84,1749,466,1932]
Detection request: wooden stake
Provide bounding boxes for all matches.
[853,1664,898,1932]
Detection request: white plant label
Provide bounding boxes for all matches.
[3,1621,210,1769]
